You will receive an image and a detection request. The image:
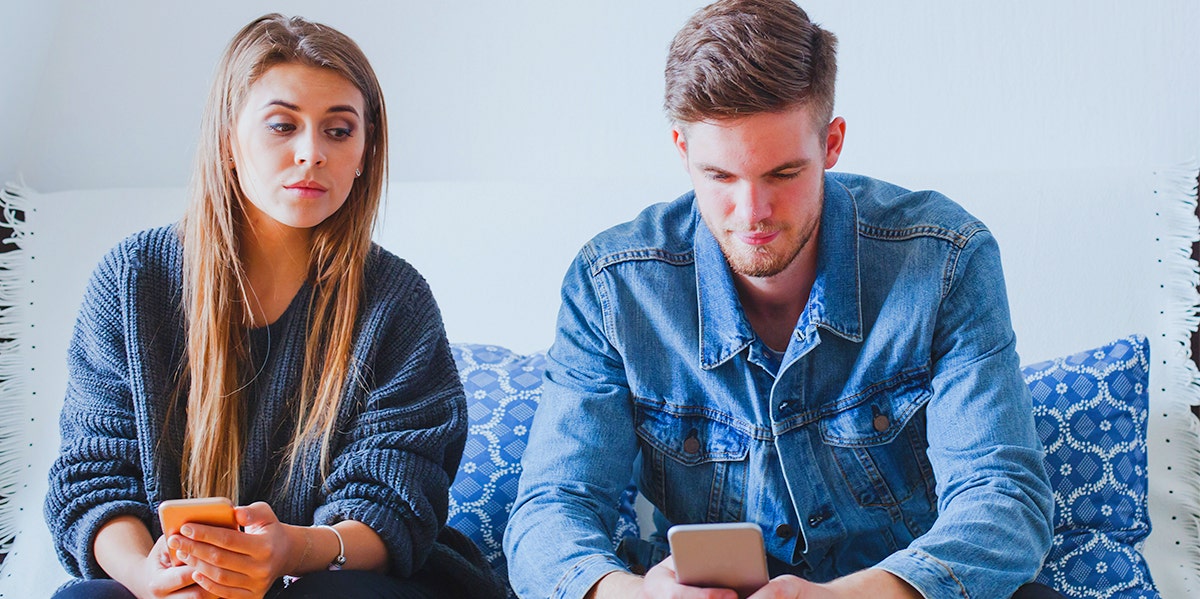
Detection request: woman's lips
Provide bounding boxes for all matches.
[284,183,327,198]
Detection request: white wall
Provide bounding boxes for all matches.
[2,0,1195,353]
[1,1,1199,597]
[4,1,1196,190]
[0,0,63,188]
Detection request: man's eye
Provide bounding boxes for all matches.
[326,127,353,139]
[708,172,732,181]
[773,172,800,180]
[266,122,296,133]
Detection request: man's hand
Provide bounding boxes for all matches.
[643,556,739,599]
[745,575,829,598]
[588,556,738,599]
[589,559,921,599]
[747,569,922,599]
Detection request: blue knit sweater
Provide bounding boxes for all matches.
[45,226,499,596]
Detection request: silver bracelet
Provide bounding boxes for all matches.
[317,524,347,570]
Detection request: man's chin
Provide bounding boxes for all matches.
[726,252,791,278]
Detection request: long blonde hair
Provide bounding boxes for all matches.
[178,14,388,501]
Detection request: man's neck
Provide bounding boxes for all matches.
[733,244,819,353]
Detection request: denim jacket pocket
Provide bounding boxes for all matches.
[818,372,936,511]
[634,402,750,525]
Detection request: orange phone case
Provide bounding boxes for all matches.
[157,497,237,565]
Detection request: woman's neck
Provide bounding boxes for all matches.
[241,218,311,327]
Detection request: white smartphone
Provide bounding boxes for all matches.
[667,522,769,598]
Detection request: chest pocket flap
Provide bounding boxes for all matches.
[635,403,750,466]
[819,371,931,447]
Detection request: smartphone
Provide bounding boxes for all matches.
[157,497,238,565]
[668,522,769,598]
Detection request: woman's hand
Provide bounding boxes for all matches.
[168,502,299,599]
[93,515,213,599]
[127,535,215,599]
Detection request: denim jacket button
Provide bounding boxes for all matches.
[807,514,824,527]
[775,524,794,539]
[873,413,890,432]
[683,435,701,455]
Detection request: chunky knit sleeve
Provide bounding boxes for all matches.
[312,255,468,578]
[44,242,154,579]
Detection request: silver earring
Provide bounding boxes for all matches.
[355,168,362,177]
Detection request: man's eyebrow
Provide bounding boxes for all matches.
[695,160,811,174]
[264,100,360,117]
[767,159,810,173]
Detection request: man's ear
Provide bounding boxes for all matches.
[671,125,689,169]
[824,116,846,170]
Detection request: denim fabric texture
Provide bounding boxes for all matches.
[504,173,1054,599]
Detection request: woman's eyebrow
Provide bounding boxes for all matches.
[263,99,359,117]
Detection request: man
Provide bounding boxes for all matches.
[505,1,1056,598]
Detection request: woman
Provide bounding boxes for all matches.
[44,14,501,599]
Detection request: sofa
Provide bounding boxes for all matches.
[447,337,1160,598]
[0,173,1196,598]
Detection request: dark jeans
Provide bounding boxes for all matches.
[1014,582,1067,599]
[53,570,442,599]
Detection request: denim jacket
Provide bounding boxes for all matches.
[505,172,1054,599]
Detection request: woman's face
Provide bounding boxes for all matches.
[231,62,366,231]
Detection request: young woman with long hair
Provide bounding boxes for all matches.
[45,14,500,599]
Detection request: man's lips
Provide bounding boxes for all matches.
[734,231,779,246]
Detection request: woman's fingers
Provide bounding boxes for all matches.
[147,563,202,595]
[179,522,244,553]
[191,569,259,599]
[235,501,280,530]
[184,552,256,588]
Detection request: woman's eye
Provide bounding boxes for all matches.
[266,122,296,133]
[326,127,353,139]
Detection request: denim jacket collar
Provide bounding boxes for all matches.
[695,173,863,370]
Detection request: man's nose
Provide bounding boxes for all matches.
[732,183,772,225]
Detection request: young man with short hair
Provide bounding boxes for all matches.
[505,1,1058,597]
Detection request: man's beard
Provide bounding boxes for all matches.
[719,217,818,278]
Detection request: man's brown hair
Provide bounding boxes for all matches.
[665,0,838,125]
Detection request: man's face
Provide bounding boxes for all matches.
[675,105,844,278]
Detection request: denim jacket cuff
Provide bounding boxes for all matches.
[874,548,969,599]
[549,554,629,599]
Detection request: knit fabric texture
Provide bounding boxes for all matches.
[44,225,498,595]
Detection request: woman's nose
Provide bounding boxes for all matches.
[293,131,326,167]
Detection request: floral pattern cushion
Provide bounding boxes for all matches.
[1026,336,1159,598]
[448,344,639,595]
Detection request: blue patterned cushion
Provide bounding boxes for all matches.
[448,344,639,595]
[1025,336,1159,598]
